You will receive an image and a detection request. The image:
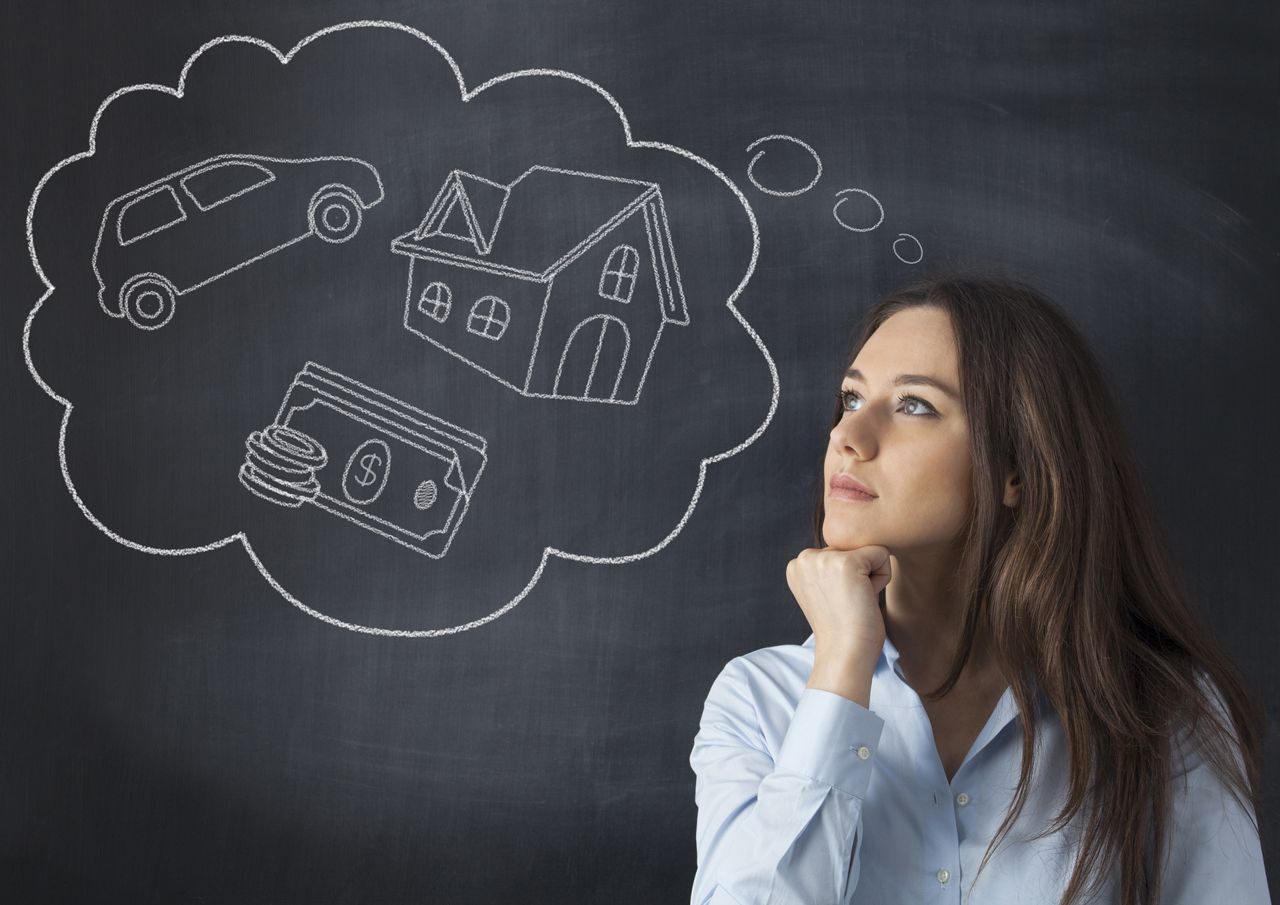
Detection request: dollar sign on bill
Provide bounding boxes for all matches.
[342,438,392,505]
[354,452,382,487]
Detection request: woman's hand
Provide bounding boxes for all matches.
[786,546,892,706]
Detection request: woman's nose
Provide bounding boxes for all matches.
[831,412,875,456]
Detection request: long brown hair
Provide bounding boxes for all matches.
[811,272,1263,905]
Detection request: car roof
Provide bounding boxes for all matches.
[103,154,284,215]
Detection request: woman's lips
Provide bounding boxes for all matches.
[829,486,877,501]
[829,474,877,501]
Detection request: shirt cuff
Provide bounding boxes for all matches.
[775,687,886,798]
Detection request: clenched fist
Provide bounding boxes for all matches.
[786,545,892,706]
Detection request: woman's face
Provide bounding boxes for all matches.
[822,306,973,553]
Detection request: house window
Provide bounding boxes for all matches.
[417,281,452,322]
[467,296,509,340]
[598,244,639,303]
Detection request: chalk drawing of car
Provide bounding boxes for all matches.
[93,154,385,329]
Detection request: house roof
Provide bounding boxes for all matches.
[413,170,510,256]
[393,165,658,279]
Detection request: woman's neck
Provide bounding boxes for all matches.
[883,549,1001,690]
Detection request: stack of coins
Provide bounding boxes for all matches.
[239,424,328,508]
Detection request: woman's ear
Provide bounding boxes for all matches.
[1003,470,1021,508]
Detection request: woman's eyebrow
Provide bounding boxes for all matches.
[844,367,959,400]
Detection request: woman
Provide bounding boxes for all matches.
[688,274,1269,905]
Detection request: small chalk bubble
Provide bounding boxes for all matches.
[745,134,822,197]
[892,232,924,264]
[832,188,885,233]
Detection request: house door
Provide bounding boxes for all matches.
[554,314,631,400]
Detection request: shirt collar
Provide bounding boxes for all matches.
[801,631,903,680]
[801,630,1046,728]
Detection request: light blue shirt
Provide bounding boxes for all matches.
[689,631,1270,904]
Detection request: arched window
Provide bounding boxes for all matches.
[598,244,640,303]
[467,295,510,340]
[417,281,452,323]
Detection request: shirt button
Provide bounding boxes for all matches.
[855,745,871,760]
[936,868,951,884]
[956,792,970,806]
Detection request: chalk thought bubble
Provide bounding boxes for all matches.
[745,134,822,197]
[832,187,885,232]
[24,21,772,637]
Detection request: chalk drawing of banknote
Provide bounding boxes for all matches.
[239,362,488,558]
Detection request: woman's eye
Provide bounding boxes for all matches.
[836,389,937,417]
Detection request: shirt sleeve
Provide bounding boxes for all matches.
[688,656,887,905]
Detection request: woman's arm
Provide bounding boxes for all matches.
[688,656,886,905]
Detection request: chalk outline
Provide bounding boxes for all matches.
[117,184,188,245]
[23,20,773,637]
[832,187,885,232]
[745,134,822,197]
[257,360,487,557]
[413,169,510,254]
[341,438,393,506]
[416,281,452,322]
[92,152,385,322]
[892,232,924,264]
[597,244,638,303]
[464,295,509,340]
[393,164,688,404]
[179,160,275,214]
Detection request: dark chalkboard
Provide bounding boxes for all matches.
[4,3,1276,902]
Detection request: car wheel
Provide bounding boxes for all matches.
[120,274,177,330]
[309,188,362,243]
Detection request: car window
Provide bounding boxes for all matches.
[117,185,186,246]
[180,161,275,211]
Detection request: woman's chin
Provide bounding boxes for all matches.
[821,524,878,551]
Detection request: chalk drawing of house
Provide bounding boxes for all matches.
[390,166,689,404]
